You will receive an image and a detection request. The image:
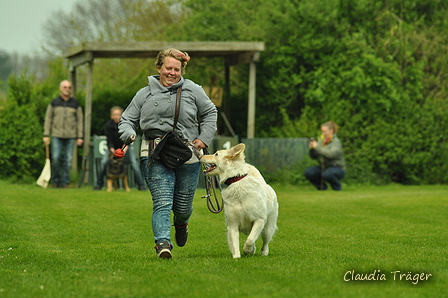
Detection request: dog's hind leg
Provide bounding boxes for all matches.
[260,211,278,256]
[227,224,241,258]
[243,218,265,256]
[123,176,131,192]
[260,224,276,256]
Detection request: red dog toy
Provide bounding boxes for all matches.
[114,135,135,159]
[114,148,125,159]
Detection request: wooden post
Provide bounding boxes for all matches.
[70,66,78,172]
[224,62,231,134]
[81,61,94,183]
[70,67,77,99]
[247,60,256,139]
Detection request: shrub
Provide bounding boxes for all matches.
[0,102,44,182]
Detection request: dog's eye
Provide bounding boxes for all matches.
[214,153,218,156]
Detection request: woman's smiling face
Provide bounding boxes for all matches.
[321,125,334,139]
[157,56,182,87]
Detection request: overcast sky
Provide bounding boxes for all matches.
[0,0,78,55]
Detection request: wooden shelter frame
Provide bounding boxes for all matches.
[63,41,264,177]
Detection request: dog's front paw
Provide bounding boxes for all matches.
[232,254,241,259]
[243,242,256,255]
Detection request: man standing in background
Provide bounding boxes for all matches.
[43,80,84,188]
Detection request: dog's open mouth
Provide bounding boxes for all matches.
[203,163,217,174]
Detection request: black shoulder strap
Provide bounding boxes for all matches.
[147,86,182,168]
[173,87,182,130]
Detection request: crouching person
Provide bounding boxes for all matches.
[304,121,346,190]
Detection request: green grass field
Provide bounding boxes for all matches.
[1,181,447,298]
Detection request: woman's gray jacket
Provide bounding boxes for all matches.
[309,135,346,170]
[118,75,217,146]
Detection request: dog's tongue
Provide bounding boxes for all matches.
[203,164,216,173]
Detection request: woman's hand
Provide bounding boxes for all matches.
[192,138,206,150]
[309,140,318,149]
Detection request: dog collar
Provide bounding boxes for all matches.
[224,174,248,186]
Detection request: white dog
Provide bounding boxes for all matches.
[200,143,278,258]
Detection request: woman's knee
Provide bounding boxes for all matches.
[322,171,336,182]
[304,166,320,178]
[323,168,344,182]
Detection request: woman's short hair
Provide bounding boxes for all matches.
[322,121,339,133]
[155,48,190,74]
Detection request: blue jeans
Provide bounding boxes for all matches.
[95,152,110,188]
[51,137,75,187]
[140,158,201,245]
[127,148,146,188]
[95,147,145,189]
[304,165,345,190]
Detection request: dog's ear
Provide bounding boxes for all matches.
[228,143,245,159]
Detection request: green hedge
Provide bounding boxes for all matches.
[0,103,43,182]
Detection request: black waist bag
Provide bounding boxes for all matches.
[154,131,192,169]
[156,131,193,169]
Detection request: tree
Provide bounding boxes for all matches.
[0,50,12,83]
[175,0,448,183]
[0,74,44,182]
[41,0,181,55]
[6,0,447,184]
[40,0,183,125]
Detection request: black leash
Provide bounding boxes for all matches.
[192,146,223,214]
